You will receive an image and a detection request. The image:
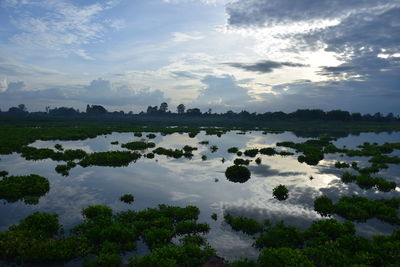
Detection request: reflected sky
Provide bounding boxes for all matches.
[1,130,400,260]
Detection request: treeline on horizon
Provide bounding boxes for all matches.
[1,102,399,122]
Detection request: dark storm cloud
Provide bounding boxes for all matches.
[226,0,397,27]
[224,60,307,73]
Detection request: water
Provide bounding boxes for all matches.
[0,130,399,261]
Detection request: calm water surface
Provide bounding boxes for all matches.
[0,131,399,261]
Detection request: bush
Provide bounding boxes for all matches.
[255,157,262,165]
[146,133,157,139]
[314,196,334,217]
[244,149,259,157]
[234,158,250,165]
[272,185,289,201]
[228,147,239,153]
[225,165,251,183]
[0,174,50,204]
[259,147,276,156]
[79,151,141,167]
[224,214,263,235]
[122,141,155,150]
[258,248,313,267]
[254,222,303,249]
[120,194,134,204]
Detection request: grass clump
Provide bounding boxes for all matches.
[110,141,119,145]
[146,133,156,139]
[120,194,134,204]
[225,165,251,183]
[259,147,277,156]
[335,161,350,168]
[54,144,64,151]
[153,147,185,158]
[224,214,263,235]
[79,151,141,167]
[0,174,50,204]
[314,195,400,225]
[210,145,218,153]
[121,141,156,150]
[227,147,239,153]
[272,185,289,201]
[244,149,259,157]
[234,158,250,166]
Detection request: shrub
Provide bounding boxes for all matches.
[272,185,289,201]
[224,214,263,235]
[122,141,156,150]
[0,174,50,204]
[120,194,134,204]
[259,147,276,156]
[314,196,334,217]
[228,147,239,153]
[234,158,250,165]
[225,165,251,183]
[244,149,259,157]
[258,248,313,267]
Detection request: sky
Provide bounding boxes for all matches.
[0,0,399,114]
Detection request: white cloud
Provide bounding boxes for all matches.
[172,32,204,42]
[6,0,121,58]
[75,49,94,60]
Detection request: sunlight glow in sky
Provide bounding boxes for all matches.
[0,0,399,113]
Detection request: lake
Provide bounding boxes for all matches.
[0,130,399,262]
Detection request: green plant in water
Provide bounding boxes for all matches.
[120,194,134,204]
[0,174,50,204]
[225,165,251,183]
[272,185,289,201]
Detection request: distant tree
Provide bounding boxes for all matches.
[186,108,201,115]
[18,104,27,112]
[86,105,108,115]
[160,102,168,112]
[49,107,79,116]
[146,106,158,114]
[177,104,185,114]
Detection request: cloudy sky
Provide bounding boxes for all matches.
[0,0,399,113]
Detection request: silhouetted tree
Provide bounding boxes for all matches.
[86,105,107,115]
[160,102,168,112]
[146,106,158,114]
[49,107,79,116]
[186,108,201,115]
[177,104,185,114]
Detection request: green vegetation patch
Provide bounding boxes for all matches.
[79,151,141,167]
[227,147,239,153]
[225,165,251,183]
[0,174,50,204]
[259,147,277,156]
[234,158,251,166]
[314,195,400,225]
[224,214,263,235]
[272,185,289,201]
[0,212,84,264]
[153,147,189,158]
[335,161,350,168]
[20,146,87,162]
[120,194,134,204]
[121,141,156,150]
[244,149,259,157]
